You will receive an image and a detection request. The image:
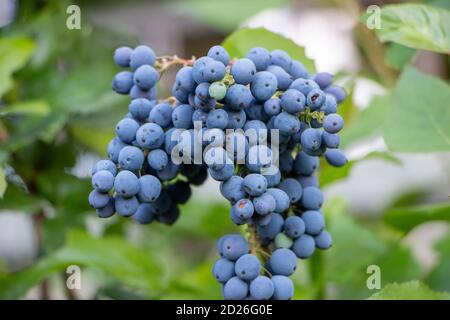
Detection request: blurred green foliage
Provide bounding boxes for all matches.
[0,0,449,300]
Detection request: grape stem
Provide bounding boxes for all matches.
[155,55,196,75]
[246,224,272,265]
[300,108,325,124]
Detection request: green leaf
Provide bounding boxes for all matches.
[374,246,423,285]
[0,230,165,299]
[365,4,450,54]
[0,184,44,214]
[69,125,115,155]
[363,151,402,165]
[384,67,450,152]
[337,90,358,126]
[34,171,93,252]
[427,235,450,292]
[319,159,354,187]
[3,164,28,193]
[323,198,387,283]
[0,37,36,97]
[175,201,237,238]
[384,202,450,233]
[385,43,416,70]
[222,28,315,73]
[321,198,423,299]
[428,0,450,10]
[330,244,423,299]
[168,0,289,32]
[166,262,222,300]
[3,112,68,150]
[0,166,6,198]
[0,100,50,117]
[368,281,450,300]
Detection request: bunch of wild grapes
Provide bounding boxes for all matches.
[88,44,347,300]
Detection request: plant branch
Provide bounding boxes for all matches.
[154,55,196,76]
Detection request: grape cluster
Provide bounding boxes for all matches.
[89,45,200,226]
[88,43,347,300]
[214,234,294,300]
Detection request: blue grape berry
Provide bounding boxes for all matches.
[325,85,347,103]
[113,46,132,67]
[249,276,274,300]
[278,178,302,203]
[269,248,297,276]
[206,109,229,129]
[118,146,145,171]
[88,190,110,209]
[235,254,261,281]
[267,65,293,91]
[325,148,347,167]
[266,188,290,213]
[147,149,169,171]
[115,195,139,217]
[220,176,247,204]
[280,89,305,114]
[246,47,271,71]
[133,65,158,90]
[322,131,340,148]
[264,98,281,116]
[213,258,235,283]
[132,203,155,224]
[252,192,276,216]
[114,170,139,197]
[301,187,324,210]
[294,151,319,176]
[270,49,292,71]
[315,230,332,249]
[136,123,165,149]
[112,71,134,94]
[284,216,306,239]
[223,276,248,300]
[92,170,114,192]
[231,58,256,85]
[271,275,294,300]
[225,84,253,111]
[292,234,315,259]
[274,112,300,135]
[243,174,267,197]
[323,113,344,133]
[149,103,173,128]
[251,71,278,101]
[233,199,254,220]
[137,175,161,202]
[96,198,115,218]
[130,45,156,70]
[116,118,139,143]
[207,45,230,66]
[302,210,325,235]
[313,72,333,89]
[222,235,250,261]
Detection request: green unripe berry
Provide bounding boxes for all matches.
[275,232,293,249]
[209,81,227,100]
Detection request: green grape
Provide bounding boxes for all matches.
[275,232,293,249]
[209,81,227,100]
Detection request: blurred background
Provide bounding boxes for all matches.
[0,0,449,300]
